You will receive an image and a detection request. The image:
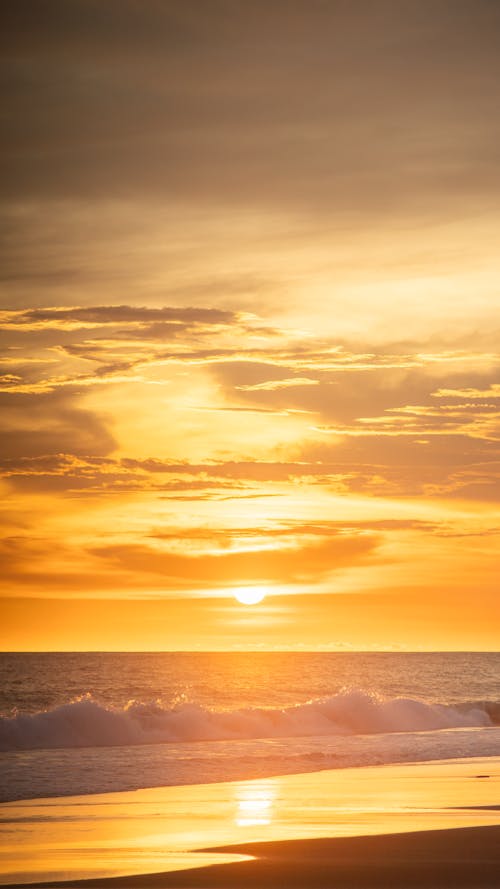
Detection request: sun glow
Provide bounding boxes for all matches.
[233,587,267,605]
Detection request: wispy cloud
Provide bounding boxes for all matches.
[0,304,239,330]
[2,1,500,649]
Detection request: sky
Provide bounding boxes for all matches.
[1,0,499,650]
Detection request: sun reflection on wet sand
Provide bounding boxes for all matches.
[1,759,499,885]
[235,783,276,827]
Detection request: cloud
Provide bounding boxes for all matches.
[0,304,285,395]
[0,535,117,593]
[90,533,380,587]
[0,454,258,497]
[2,442,499,502]
[0,305,498,503]
[2,0,500,220]
[236,377,320,391]
[1,5,499,647]
[0,390,116,459]
[0,516,383,597]
[298,432,500,499]
[149,518,441,542]
[432,385,500,399]
[0,304,240,331]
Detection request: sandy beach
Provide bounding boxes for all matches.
[2,757,499,888]
[44,825,500,888]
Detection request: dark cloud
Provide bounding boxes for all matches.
[0,304,284,403]
[3,446,499,502]
[0,389,116,458]
[210,354,500,423]
[0,305,238,328]
[2,1,500,212]
[0,453,255,496]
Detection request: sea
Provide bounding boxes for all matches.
[1,652,499,804]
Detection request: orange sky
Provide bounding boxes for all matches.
[1,1,499,650]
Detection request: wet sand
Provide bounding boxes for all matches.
[2,757,500,888]
[50,824,500,888]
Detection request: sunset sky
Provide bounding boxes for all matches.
[1,0,499,650]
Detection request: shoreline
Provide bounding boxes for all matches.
[4,725,500,805]
[2,756,500,888]
[21,825,500,889]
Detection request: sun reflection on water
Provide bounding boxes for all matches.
[234,783,276,827]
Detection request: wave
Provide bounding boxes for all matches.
[1,691,498,752]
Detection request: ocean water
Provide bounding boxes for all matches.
[1,652,499,803]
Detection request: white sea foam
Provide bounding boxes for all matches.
[1,690,497,752]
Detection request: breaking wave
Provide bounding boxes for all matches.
[1,691,498,752]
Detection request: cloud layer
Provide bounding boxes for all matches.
[1,3,499,648]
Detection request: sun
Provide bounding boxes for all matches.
[233,586,267,605]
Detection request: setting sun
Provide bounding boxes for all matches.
[233,587,267,606]
[2,5,500,889]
